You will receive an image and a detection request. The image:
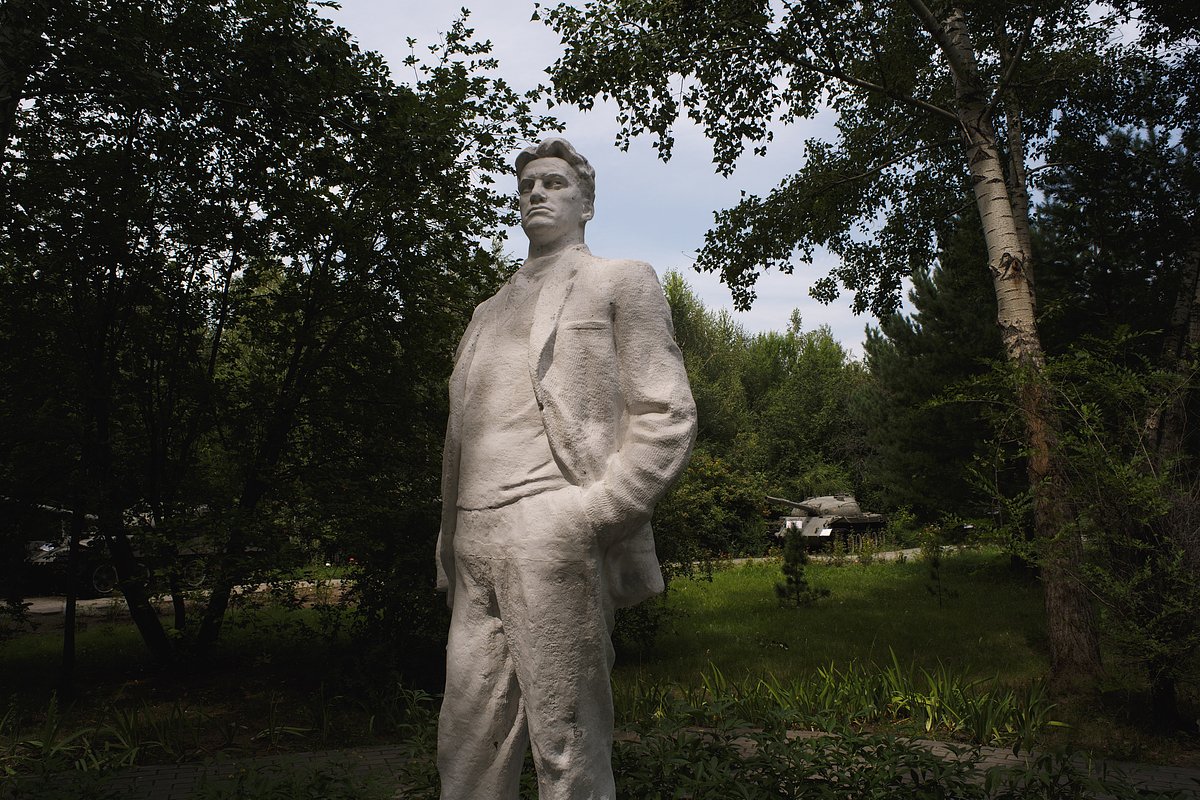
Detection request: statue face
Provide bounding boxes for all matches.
[518,157,594,244]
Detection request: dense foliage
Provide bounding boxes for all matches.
[858,215,1005,517]
[0,1,547,673]
[653,272,866,553]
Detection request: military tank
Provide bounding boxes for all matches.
[769,494,885,550]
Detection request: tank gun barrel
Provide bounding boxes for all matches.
[765,494,820,515]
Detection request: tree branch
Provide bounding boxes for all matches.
[986,18,1032,124]
[817,138,959,193]
[781,51,958,123]
[21,83,367,134]
[902,0,972,81]
[1026,161,1071,175]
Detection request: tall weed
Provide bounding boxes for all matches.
[616,657,1061,749]
[392,706,1190,800]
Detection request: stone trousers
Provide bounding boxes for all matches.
[438,487,617,800]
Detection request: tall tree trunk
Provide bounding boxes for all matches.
[1002,108,1035,285]
[84,389,174,663]
[997,26,1035,274]
[59,498,83,695]
[101,518,174,662]
[194,383,304,648]
[1139,236,1200,731]
[194,260,329,649]
[193,506,253,649]
[941,7,1101,688]
[999,99,1038,578]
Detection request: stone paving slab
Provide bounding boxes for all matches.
[6,736,1197,800]
[1,746,407,800]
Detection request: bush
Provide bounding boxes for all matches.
[651,450,770,560]
[775,532,830,608]
[884,505,920,548]
[347,502,449,693]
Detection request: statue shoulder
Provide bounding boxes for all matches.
[469,292,499,320]
[581,253,660,288]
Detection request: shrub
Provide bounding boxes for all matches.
[775,526,830,607]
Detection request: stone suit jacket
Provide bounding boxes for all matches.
[436,245,697,610]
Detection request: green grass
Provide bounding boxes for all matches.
[0,602,389,774]
[3,547,1196,774]
[616,549,1047,686]
[0,605,342,701]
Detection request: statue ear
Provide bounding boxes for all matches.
[582,202,595,223]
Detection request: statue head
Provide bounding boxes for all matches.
[515,138,596,205]
[515,138,595,250]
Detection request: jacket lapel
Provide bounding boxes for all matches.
[528,245,587,397]
[446,297,494,442]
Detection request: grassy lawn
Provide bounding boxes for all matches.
[616,549,1047,686]
[3,547,1197,773]
[0,600,422,772]
[612,548,1198,767]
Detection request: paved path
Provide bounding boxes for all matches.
[21,579,344,620]
[21,551,932,620]
[6,737,1198,799]
[2,745,405,800]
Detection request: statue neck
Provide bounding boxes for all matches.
[522,242,589,274]
[526,230,587,260]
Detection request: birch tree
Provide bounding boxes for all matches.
[535,0,1153,686]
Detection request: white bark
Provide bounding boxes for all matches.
[940,7,1101,685]
[944,11,1041,368]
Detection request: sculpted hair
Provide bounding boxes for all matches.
[515,137,596,205]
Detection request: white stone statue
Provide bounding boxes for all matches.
[434,137,697,799]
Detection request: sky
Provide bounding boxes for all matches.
[324,1,885,353]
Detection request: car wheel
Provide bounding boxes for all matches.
[181,559,207,589]
[91,564,118,595]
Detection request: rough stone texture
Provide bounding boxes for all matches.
[433,137,697,799]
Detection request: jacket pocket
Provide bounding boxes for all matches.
[561,318,610,331]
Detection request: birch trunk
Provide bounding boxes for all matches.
[943,8,1101,687]
[997,27,1035,272]
[1003,108,1035,275]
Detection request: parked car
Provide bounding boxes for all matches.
[23,534,208,598]
[25,535,131,597]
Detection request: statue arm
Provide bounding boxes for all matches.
[435,298,492,605]
[580,261,697,537]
